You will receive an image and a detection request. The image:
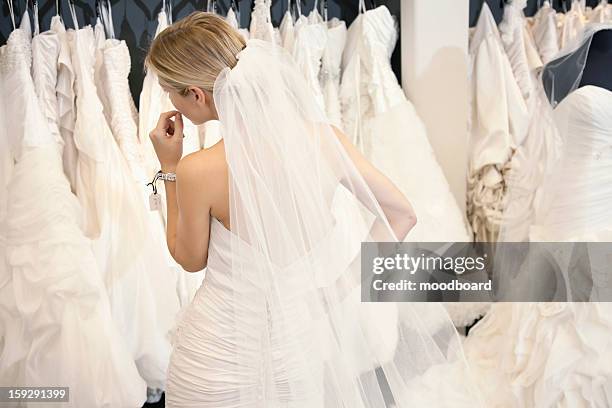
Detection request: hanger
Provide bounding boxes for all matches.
[32,0,39,35]
[323,0,328,21]
[167,0,173,24]
[7,0,16,30]
[67,0,79,30]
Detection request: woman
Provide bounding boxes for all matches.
[147,11,482,408]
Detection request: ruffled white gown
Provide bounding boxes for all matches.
[340,6,470,244]
[292,13,327,112]
[70,23,171,391]
[99,36,182,364]
[50,15,79,194]
[340,6,475,327]
[464,86,612,408]
[467,3,529,245]
[0,19,147,407]
[560,0,587,48]
[531,1,560,64]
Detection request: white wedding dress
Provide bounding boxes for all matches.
[70,22,171,391]
[50,15,79,193]
[464,86,612,408]
[340,6,470,243]
[467,3,529,244]
[99,37,182,354]
[292,13,327,112]
[0,17,147,407]
[320,18,346,129]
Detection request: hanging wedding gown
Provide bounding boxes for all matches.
[531,1,560,64]
[50,15,78,193]
[99,36,182,350]
[560,0,586,48]
[467,3,529,244]
[590,0,612,23]
[225,7,250,41]
[138,10,205,308]
[464,85,612,408]
[340,6,470,244]
[69,22,171,391]
[292,10,327,112]
[249,0,275,43]
[320,17,347,129]
[279,9,295,54]
[0,16,147,407]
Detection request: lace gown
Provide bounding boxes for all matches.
[0,20,147,407]
[464,86,612,408]
[320,18,347,129]
[70,24,171,391]
[292,14,327,112]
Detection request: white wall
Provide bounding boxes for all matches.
[400,0,470,215]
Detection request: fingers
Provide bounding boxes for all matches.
[155,110,179,131]
[174,112,184,135]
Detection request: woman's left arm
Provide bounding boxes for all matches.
[150,111,211,272]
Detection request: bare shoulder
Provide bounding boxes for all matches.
[176,140,227,196]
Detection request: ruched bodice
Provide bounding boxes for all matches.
[341,5,405,123]
[531,86,612,241]
[166,187,380,407]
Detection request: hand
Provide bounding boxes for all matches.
[149,110,184,171]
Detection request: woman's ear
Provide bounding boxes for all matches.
[188,86,207,104]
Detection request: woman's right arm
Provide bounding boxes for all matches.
[331,125,417,241]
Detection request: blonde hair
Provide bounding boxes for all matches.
[145,11,246,95]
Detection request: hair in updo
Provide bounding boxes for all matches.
[145,11,246,95]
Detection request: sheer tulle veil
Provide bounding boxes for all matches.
[211,38,484,406]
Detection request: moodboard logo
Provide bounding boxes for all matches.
[360,242,612,302]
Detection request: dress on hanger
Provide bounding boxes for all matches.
[249,0,275,42]
[340,6,470,244]
[560,1,587,48]
[0,18,147,407]
[464,86,612,408]
[340,5,476,327]
[50,15,78,194]
[100,37,182,350]
[499,0,543,109]
[225,7,250,41]
[320,18,347,129]
[70,23,171,391]
[467,4,529,244]
[292,10,327,112]
[279,9,295,54]
[590,0,612,23]
[531,1,560,64]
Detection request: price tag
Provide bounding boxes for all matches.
[149,193,162,211]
